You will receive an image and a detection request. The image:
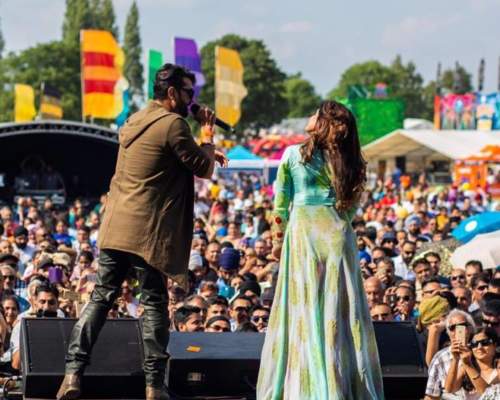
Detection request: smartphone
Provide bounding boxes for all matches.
[456,325,467,346]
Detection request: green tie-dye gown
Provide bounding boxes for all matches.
[256,145,384,400]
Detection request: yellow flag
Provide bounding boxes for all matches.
[15,84,37,122]
[215,46,247,127]
[81,29,122,119]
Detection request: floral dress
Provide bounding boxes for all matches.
[256,145,384,400]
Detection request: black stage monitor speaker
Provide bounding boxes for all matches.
[374,321,427,399]
[167,322,427,400]
[20,318,145,399]
[167,332,264,399]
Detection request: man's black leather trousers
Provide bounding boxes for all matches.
[65,249,169,388]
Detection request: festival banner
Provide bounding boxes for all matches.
[174,37,205,97]
[80,29,123,119]
[40,83,63,119]
[440,93,476,130]
[215,46,247,127]
[14,84,37,122]
[433,95,441,130]
[351,98,404,145]
[476,93,500,131]
[148,49,163,99]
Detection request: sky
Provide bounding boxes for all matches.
[1,0,499,96]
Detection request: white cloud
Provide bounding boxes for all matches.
[279,21,313,34]
[382,14,461,48]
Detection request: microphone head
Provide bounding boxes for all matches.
[189,103,201,115]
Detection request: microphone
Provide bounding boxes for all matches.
[190,103,236,133]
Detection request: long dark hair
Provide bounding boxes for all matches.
[300,101,366,212]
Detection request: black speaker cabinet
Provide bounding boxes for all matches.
[20,318,145,399]
[167,332,264,398]
[374,321,428,399]
[166,322,427,400]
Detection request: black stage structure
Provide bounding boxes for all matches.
[0,120,119,201]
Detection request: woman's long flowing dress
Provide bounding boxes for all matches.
[256,145,384,400]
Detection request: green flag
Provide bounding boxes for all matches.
[148,49,163,99]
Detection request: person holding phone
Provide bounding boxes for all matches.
[445,327,500,397]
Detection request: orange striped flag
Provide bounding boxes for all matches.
[81,30,122,119]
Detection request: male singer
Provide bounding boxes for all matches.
[57,64,227,400]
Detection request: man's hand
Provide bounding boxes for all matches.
[215,150,228,167]
[194,105,215,126]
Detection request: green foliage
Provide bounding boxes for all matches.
[198,34,288,131]
[283,73,321,118]
[326,56,469,120]
[123,0,144,108]
[389,55,429,118]
[0,41,81,122]
[0,18,5,59]
[327,61,394,99]
[62,0,92,46]
[440,63,473,94]
[90,0,119,39]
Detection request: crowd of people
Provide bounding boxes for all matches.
[0,168,500,398]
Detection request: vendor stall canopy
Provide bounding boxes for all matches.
[362,129,500,161]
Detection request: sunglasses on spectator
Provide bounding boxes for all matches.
[180,87,194,99]
[470,338,494,349]
[209,324,230,332]
[451,275,465,281]
[252,316,269,323]
[476,285,488,292]
[2,274,15,281]
[483,318,500,328]
[396,295,412,302]
[448,322,468,332]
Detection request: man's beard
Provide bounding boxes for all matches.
[175,103,189,118]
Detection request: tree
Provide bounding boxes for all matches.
[90,0,119,39]
[327,61,394,99]
[0,18,5,59]
[62,0,92,46]
[283,73,321,118]
[440,63,473,94]
[123,1,144,108]
[199,34,288,131]
[0,41,82,122]
[389,55,427,118]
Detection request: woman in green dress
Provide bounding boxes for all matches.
[256,101,384,399]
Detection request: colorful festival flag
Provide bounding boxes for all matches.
[174,38,205,97]
[40,83,63,119]
[81,29,123,119]
[148,49,163,100]
[14,84,37,122]
[215,46,247,127]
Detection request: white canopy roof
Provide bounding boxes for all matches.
[362,129,500,161]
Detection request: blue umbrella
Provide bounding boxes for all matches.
[452,212,500,244]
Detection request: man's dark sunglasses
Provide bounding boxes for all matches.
[252,316,269,323]
[451,275,465,281]
[396,295,412,302]
[180,87,195,99]
[470,338,494,349]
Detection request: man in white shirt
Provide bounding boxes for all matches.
[12,226,36,275]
